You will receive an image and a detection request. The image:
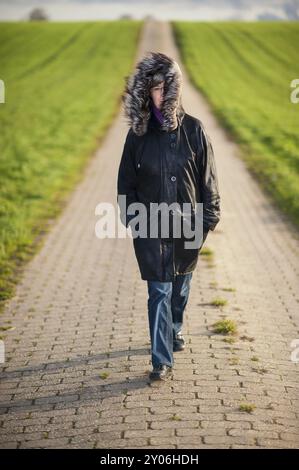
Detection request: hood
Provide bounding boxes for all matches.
[122,51,185,136]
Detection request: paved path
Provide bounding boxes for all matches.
[0,19,298,449]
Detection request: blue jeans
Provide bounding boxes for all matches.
[147,272,193,368]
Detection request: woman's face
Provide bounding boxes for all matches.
[150,81,164,110]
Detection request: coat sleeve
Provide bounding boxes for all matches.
[117,128,138,228]
[200,125,221,232]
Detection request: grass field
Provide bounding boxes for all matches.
[0,20,142,310]
[173,21,299,227]
[0,20,298,312]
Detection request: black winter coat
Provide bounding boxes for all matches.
[117,109,221,281]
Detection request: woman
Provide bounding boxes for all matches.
[117,52,221,381]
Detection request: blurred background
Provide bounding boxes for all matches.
[0,0,299,21]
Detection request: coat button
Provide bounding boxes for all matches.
[170,142,176,148]
[137,163,140,168]
[171,176,176,182]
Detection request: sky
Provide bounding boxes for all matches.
[0,0,298,21]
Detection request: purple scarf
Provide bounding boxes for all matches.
[150,101,164,125]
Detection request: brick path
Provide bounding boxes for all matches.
[0,19,298,449]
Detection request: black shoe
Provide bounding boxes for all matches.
[149,364,173,381]
[173,332,185,352]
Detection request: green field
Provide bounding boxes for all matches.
[0,20,298,312]
[0,20,142,309]
[173,21,299,226]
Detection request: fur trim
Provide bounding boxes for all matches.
[122,51,185,136]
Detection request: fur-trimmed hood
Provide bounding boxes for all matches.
[122,52,185,136]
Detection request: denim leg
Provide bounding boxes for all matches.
[171,273,193,336]
[147,281,174,368]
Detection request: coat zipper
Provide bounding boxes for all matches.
[160,140,166,281]
[172,126,182,278]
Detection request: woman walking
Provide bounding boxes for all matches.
[117,52,221,381]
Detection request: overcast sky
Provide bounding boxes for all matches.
[0,0,298,21]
